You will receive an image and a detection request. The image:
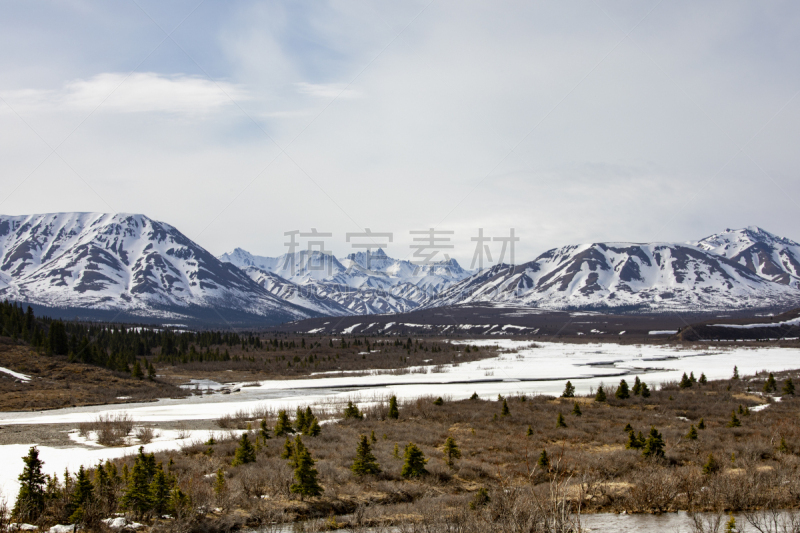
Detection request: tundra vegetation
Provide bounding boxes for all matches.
[8,368,800,532]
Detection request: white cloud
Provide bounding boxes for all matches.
[2,72,248,116]
[295,82,362,100]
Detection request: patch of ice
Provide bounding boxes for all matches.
[649,330,678,335]
[713,317,800,329]
[0,366,31,381]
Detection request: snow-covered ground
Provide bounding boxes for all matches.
[1,340,798,499]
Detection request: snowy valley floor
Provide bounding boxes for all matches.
[1,339,799,501]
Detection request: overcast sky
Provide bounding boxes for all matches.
[1,1,799,265]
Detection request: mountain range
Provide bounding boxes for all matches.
[1,213,798,325]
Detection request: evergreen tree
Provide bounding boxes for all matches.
[641,382,651,398]
[501,398,510,416]
[122,459,151,516]
[685,425,698,440]
[632,376,642,395]
[783,378,795,396]
[13,447,47,522]
[147,361,156,381]
[728,410,741,428]
[132,360,144,380]
[690,372,697,384]
[168,487,191,517]
[290,439,322,500]
[351,435,382,476]
[295,406,308,433]
[698,418,706,430]
[556,412,567,428]
[642,427,665,458]
[442,436,462,468]
[47,320,68,355]
[725,514,737,533]
[537,449,550,469]
[699,373,708,385]
[305,416,321,437]
[469,392,479,400]
[68,465,94,522]
[401,443,428,478]
[702,453,720,475]
[626,430,644,449]
[94,462,114,511]
[343,401,364,420]
[572,402,582,416]
[680,373,692,389]
[764,373,777,393]
[562,381,575,398]
[259,418,271,443]
[213,468,226,496]
[623,423,633,432]
[231,433,256,466]
[281,437,296,466]
[150,466,170,516]
[388,395,399,419]
[732,366,739,379]
[615,380,630,399]
[526,425,534,436]
[595,385,607,402]
[275,410,294,436]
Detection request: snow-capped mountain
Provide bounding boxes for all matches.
[695,226,800,289]
[219,246,472,315]
[423,242,800,312]
[0,213,314,325]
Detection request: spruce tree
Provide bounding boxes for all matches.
[388,395,399,419]
[641,382,651,398]
[632,376,642,396]
[616,380,630,399]
[702,453,720,475]
[132,360,144,380]
[305,416,321,437]
[469,392,479,400]
[572,402,582,416]
[94,462,113,511]
[150,466,170,516]
[699,373,708,385]
[259,418,271,443]
[344,401,364,420]
[764,373,777,393]
[690,372,697,384]
[725,514,737,533]
[595,385,607,402]
[401,443,428,478]
[626,430,643,449]
[351,435,382,476]
[642,427,665,458]
[213,468,226,497]
[732,366,739,379]
[728,410,741,428]
[68,465,94,522]
[442,436,462,468]
[13,446,46,522]
[680,373,692,389]
[685,425,698,440]
[556,412,567,428]
[562,381,575,398]
[433,396,444,406]
[122,458,151,516]
[281,437,296,466]
[295,406,308,433]
[537,449,550,469]
[290,440,322,500]
[783,378,795,396]
[501,398,510,416]
[231,433,256,466]
[275,410,294,436]
[623,423,633,432]
[698,418,706,430]
[526,425,534,436]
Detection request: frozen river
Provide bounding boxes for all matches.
[1,340,798,498]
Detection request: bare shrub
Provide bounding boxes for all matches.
[79,412,135,446]
[135,425,156,444]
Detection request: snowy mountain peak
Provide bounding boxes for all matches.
[695,227,800,287]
